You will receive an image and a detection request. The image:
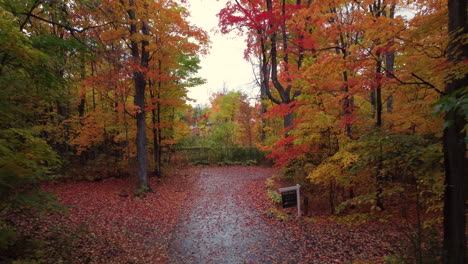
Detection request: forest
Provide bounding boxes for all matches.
[0,0,466,263]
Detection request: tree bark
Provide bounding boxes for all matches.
[259,35,273,141]
[149,59,162,178]
[376,68,383,127]
[284,111,293,132]
[129,0,150,190]
[443,1,467,262]
[371,4,384,210]
[262,0,298,135]
[78,55,86,117]
[384,5,395,114]
[342,70,353,138]
[134,70,149,189]
[156,85,162,178]
[150,81,160,177]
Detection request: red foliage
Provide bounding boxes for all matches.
[266,135,307,168]
[263,101,298,119]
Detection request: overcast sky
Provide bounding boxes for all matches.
[186,0,258,106]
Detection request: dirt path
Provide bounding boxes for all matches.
[168,166,298,263]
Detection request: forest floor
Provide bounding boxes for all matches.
[31,165,402,263]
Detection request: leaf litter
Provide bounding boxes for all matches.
[27,165,401,263]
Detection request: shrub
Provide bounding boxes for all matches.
[193,160,210,166]
[267,189,281,205]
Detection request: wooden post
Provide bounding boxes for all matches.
[297,184,301,217]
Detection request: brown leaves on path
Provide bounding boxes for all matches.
[169,166,299,263]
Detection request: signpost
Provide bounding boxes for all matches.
[278,184,301,217]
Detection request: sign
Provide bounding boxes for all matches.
[281,190,297,208]
[278,184,301,217]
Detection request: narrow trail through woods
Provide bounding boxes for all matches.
[168,166,299,263]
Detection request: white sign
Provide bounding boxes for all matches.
[278,184,301,217]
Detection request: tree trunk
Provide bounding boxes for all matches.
[376,86,382,127]
[150,81,160,177]
[371,90,376,118]
[91,62,96,109]
[443,0,467,262]
[284,111,293,135]
[156,89,162,177]
[443,112,467,264]
[259,36,270,141]
[134,76,149,189]
[342,70,353,138]
[265,0,296,137]
[78,56,86,117]
[260,97,267,141]
[129,0,150,191]
[385,5,395,114]
[375,55,383,128]
[374,49,384,209]
[123,108,130,166]
[303,196,309,216]
[329,180,335,214]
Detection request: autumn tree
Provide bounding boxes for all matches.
[179,90,261,164]
[220,4,453,256]
[148,55,206,177]
[0,2,75,251]
[65,0,208,186]
[208,91,258,148]
[0,0,209,258]
[219,0,308,136]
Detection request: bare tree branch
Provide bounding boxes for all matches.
[23,12,113,33]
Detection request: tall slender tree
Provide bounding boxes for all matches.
[443,0,467,262]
